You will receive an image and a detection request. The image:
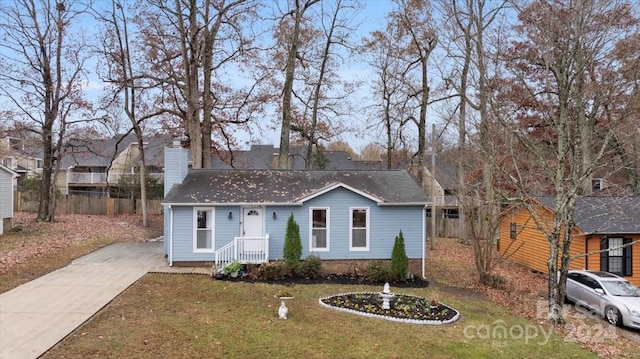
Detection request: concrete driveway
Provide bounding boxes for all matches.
[0,242,176,359]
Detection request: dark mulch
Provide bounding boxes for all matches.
[215,272,430,288]
[320,292,458,322]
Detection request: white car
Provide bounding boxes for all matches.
[565,270,640,329]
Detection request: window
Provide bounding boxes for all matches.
[443,209,459,219]
[592,178,604,191]
[36,159,43,169]
[194,208,214,252]
[350,207,369,251]
[568,273,584,285]
[601,237,633,276]
[310,208,329,251]
[583,277,602,290]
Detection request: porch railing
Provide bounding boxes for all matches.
[214,235,269,272]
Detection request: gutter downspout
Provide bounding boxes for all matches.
[584,236,588,270]
[169,205,173,266]
[422,206,426,279]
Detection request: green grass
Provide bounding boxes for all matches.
[43,274,601,359]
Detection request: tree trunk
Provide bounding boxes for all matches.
[278,9,302,169]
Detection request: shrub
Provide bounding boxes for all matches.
[283,213,302,270]
[248,261,289,281]
[222,260,243,275]
[365,260,393,282]
[391,230,409,281]
[297,254,323,279]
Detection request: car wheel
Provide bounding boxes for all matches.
[605,306,622,327]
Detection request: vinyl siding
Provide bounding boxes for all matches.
[269,187,424,260]
[0,168,15,219]
[168,187,425,262]
[215,206,240,245]
[498,205,585,275]
[171,206,224,262]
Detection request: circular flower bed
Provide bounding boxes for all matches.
[319,292,460,325]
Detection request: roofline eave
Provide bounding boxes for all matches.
[377,202,430,207]
[162,201,304,207]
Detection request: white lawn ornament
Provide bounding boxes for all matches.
[278,300,289,320]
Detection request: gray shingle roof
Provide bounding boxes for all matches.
[210,145,384,170]
[538,196,640,234]
[164,169,428,205]
[59,134,171,168]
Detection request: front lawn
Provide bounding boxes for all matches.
[43,274,599,358]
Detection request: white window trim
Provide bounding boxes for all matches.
[193,207,215,253]
[309,207,330,252]
[349,207,370,251]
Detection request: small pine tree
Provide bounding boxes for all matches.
[391,230,409,281]
[283,213,302,270]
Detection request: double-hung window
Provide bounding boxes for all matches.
[350,207,369,251]
[601,237,633,276]
[194,208,214,252]
[310,208,329,251]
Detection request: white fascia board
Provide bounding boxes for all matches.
[161,201,303,207]
[297,182,382,204]
[377,203,429,207]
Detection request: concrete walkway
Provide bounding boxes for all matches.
[0,241,208,359]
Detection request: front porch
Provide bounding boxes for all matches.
[214,235,270,272]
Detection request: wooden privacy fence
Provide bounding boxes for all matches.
[426,217,466,239]
[17,193,163,216]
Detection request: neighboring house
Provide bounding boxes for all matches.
[210,144,385,170]
[0,136,43,187]
[163,146,430,277]
[57,135,171,196]
[498,197,640,287]
[0,164,18,235]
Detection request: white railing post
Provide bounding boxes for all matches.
[215,236,269,269]
[234,237,238,262]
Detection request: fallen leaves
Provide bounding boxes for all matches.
[427,237,637,358]
[0,212,163,274]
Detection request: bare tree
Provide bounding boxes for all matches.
[276,0,320,169]
[389,0,438,187]
[359,142,384,161]
[136,0,260,169]
[499,0,638,323]
[361,26,413,169]
[438,0,510,285]
[0,0,92,221]
[297,0,361,169]
[93,0,168,226]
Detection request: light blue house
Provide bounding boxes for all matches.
[162,146,429,277]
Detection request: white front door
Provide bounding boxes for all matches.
[242,208,264,237]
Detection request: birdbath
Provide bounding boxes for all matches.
[379,282,395,310]
[275,295,294,320]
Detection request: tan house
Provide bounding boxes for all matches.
[57,135,170,196]
[498,197,640,287]
[0,137,43,185]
